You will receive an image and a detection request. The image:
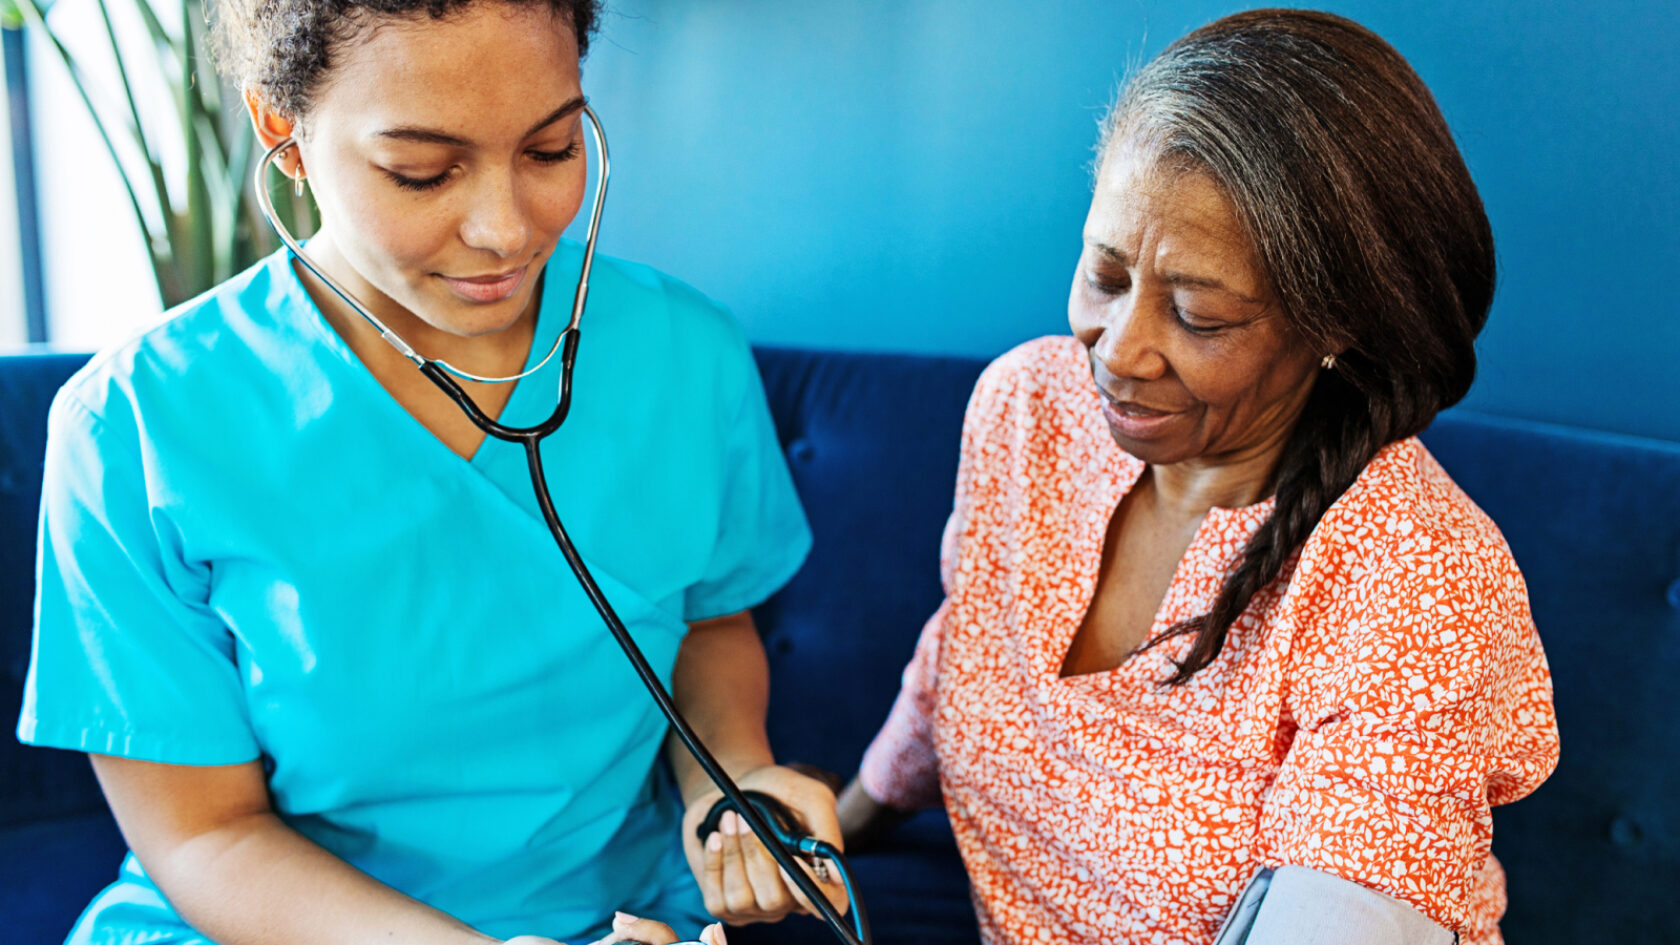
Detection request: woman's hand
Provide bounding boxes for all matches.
[681,764,849,924]
[585,912,726,945]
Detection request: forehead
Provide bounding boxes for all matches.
[310,3,582,137]
[1087,147,1257,269]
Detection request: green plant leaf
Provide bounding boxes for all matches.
[18,0,293,307]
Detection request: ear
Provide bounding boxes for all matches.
[244,89,304,179]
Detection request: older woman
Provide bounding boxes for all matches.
[838,10,1559,945]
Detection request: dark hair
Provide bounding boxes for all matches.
[1102,10,1496,684]
[212,0,603,117]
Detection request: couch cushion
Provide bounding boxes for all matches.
[0,810,126,944]
[0,353,107,831]
[750,347,987,780]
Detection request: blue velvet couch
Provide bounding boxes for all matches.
[4,347,1679,944]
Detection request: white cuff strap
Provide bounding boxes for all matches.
[1213,866,1456,945]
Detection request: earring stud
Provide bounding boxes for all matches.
[1321,353,1337,370]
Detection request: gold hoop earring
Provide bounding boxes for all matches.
[278,145,305,197]
[1321,354,1337,370]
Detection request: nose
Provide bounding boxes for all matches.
[1085,291,1169,383]
[458,170,531,258]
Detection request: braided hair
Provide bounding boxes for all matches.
[1101,10,1496,685]
[212,0,603,117]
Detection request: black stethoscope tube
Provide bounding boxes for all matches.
[419,347,871,945]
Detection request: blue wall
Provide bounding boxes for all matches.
[575,0,1680,443]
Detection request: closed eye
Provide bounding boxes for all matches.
[530,141,582,164]
[1085,275,1128,296]
[1173,307,1227,335]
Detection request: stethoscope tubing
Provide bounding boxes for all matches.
[255,105,868,945]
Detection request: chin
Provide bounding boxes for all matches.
[1105,427,1199,466]
[423,294,534,338]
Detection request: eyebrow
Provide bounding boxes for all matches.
[1087,240,1262,303]
[374,96,587,147]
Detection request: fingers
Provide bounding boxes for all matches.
[703,809,792,921]
[729,810,800,916]
[700,808,849,922]
[682,766,854,923]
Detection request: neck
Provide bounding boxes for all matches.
[1148,426,1297,518]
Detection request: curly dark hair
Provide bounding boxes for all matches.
[212,0,603,117]
[1102,10,1496,684]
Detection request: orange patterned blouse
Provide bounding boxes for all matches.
[858,337,1559,945]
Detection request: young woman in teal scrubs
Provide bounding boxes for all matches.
[14,3,843,943]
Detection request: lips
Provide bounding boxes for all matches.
[439,265,527,303]
[1099,392,1184,440]
[1107,398,1173,417]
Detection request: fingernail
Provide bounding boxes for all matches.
[723,811,741,835]
[613,911,637,929]
[701,923,728,945]
[706,830,723,852]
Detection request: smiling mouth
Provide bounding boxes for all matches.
[439,266,527,303]
[1108,399,1174,417]
[1098,391,1185,440]
[1099,389,1181,416]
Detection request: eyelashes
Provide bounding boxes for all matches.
[529,141,582,165]
[389,169,451,192]
[1082,276,1228,336]
[385,140,583,193]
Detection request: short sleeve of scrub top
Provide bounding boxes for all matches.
[16,241,812,945]
[22,393,260,764]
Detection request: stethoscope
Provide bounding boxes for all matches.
[254,105,870,945]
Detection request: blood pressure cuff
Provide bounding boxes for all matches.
[1213,867,1457,945]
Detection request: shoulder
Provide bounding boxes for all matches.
[575,246,759,407]
[584,247,747,354]
[1287,438,1535,705]
[1303,437,1521,589]
[974,334,1088,400]
[52,253,290,446]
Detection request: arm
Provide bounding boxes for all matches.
[1255,501,1558,935]
[89,755,538,945]
[668,611,776,803]
[669,610,845,924]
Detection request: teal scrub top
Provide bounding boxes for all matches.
[16,242,812,944]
